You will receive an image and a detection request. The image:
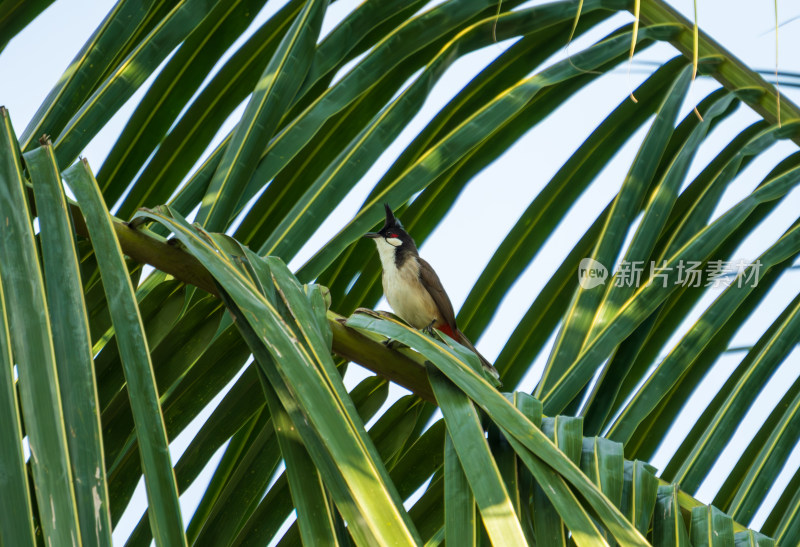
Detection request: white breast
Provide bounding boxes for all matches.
[373,239,440,329]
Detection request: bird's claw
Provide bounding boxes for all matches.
[383,338,401,350]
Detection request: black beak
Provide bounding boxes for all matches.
[364,232,381,239]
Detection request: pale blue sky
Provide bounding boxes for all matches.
[2,1,799,543]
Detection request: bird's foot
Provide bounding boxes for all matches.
[422,320,436,336]
[382,338,402,350]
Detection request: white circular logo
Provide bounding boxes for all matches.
[578,258,608,289]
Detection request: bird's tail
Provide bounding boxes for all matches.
[439,326,500,384]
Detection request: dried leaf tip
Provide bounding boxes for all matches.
[38,134,52,147]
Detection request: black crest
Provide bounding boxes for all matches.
[382,202,402,231]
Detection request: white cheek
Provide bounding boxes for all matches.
[386,237,402,247]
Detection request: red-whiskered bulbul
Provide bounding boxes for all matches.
[365,204,500,381]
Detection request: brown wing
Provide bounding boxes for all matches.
[417,257,457,330]
[419,258,501,383]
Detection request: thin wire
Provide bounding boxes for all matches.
[775,0,782,127]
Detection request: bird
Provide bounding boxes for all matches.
[364,203,500,382]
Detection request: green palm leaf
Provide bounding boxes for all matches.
[3,0,800,543]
